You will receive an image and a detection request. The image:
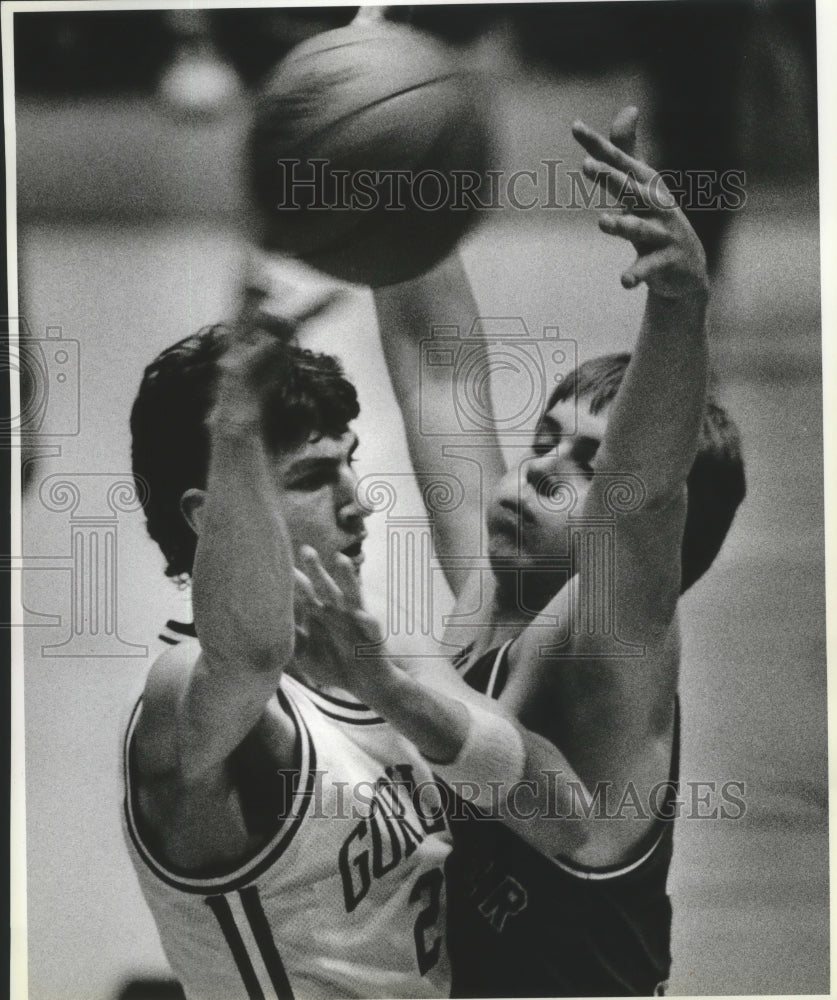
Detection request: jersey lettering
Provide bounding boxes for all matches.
[387,764,447,835]
[477,875,528,932]
[339,820,372,912]
[410,867,444,975]
[338,766,443,914]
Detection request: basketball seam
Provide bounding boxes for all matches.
[301,72,463,145]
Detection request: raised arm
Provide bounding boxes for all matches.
[177,333,300,778]
[135,308,334,788]
[373,256,507,598]
[502,112,709,860]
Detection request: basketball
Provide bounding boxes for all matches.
[247,23,492,286]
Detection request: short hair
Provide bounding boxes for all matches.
[130,324,360,580]
[547,352,746,593]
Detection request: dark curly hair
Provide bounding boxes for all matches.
[130,325,360,580]
[547,352,746,593]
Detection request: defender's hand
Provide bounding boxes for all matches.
[572,115,709,300]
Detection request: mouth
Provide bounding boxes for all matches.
[498,497,535,526]
[341,535,367,568]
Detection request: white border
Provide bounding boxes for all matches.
[5,3,835,1000]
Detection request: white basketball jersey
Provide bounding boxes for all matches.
[122,673,453,1000]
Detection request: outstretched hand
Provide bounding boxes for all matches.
[573,108,708,300]
[294,546,388,695]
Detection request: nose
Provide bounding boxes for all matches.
[336,467,369,525]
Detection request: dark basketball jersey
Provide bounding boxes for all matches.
[446,643,678,998]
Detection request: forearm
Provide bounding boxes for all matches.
[192,423,295,672]
[354,661,588,854]
[374,255,505,591]
[354,658,471,764]
[374,254,495,430]
[593,290,709,506]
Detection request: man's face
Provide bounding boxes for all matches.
[487,397,610,573]
[272,428,367,575]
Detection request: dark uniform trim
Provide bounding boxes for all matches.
[123,686,316,894]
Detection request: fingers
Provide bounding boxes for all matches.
[581,154,677,216]
[609,106,639,158]
[298,547,382,650]
[352,6,387,25]
[572,118,653,183]
[294,566,321,607]
[290,287,348,328]
[598,212,673,248]
[238,285,347,345]
[332,554,364,610]
[299,546,346,609]
[581,156,647,213]
[620,249,674,290]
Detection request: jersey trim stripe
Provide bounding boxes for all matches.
[284,675,385,725]
[166,619,197,636]
[205,894,265,1000]
[158,619,198,645]
[239,886,295,1000]
[551,825,668,881]
[123,686,317,894]
[314,706,386,726]
[486,639,514,698]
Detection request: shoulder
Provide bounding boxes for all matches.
[132,640,200,780]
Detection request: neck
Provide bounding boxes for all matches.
[492,568,567,620]
[289,629,331,690]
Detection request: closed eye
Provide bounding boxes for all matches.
[532,414,562,456]
[573,437,600,477]
[290,468,338,491]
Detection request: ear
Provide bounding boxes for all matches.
[180,488,206,535]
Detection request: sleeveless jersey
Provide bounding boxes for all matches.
[122,666,453,1000]
[446,643,679,998]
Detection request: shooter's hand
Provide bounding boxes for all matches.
[209,288,345,432]
[572,114,709,300]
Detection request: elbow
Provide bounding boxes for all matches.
[638,481,688,515]
[250,631,295,674]
[562,805,592,853]
[195,617,295,677]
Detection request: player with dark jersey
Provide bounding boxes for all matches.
[321,107,745,996]
[446,642,679,997]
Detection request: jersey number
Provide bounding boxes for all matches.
[410,867,444,975]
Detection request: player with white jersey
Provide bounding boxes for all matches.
[123,668,452,1000]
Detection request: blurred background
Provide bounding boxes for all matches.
[12,2,826,998]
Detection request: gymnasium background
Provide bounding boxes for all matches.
[11,2,827,997]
